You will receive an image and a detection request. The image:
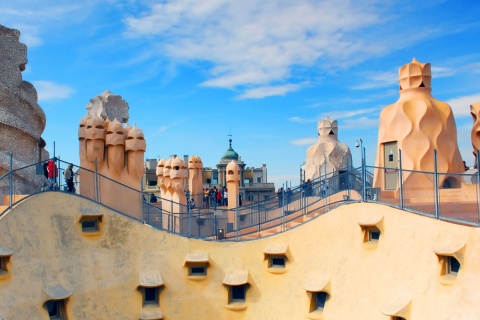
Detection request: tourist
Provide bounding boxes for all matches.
[210,187,216,206]
[43,161,49,179]
[287,188,292,204]
[63,163,74,193]
[277,188,283,207]
[305,179,312,197]
[216,187,222,205]
[203,188,209,207]
[223,187,228,206]
[189,197,195,211]
[321,182,328,197]
[47,157,58,189]
[150,193,157,203]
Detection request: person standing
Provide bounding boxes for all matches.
[203,188,210,207]
[216,188,221,205]
[277,188,283,207]
[47,157,58,189]
[287,188,292,204]
[223,188,228,206]
[63,163,74,192]
[150,193,157,203]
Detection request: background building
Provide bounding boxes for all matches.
[143,138,275,203]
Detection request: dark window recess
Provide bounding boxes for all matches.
[369,229,381,241]
[46,300,59,318]
[81,219,99,232]
[147,180,157,186]
[315,291,327,310]
[271,257,286,267]
[231,285,245,301]
[190,266,206,275]
[144,287,158,304]
[449,256,461,274]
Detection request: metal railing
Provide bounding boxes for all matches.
[1,150,480,241]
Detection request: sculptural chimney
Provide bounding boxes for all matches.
[374,58,464,193]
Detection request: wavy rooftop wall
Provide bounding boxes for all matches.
[0,192,479,319]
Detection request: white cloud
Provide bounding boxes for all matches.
[289,116,317,123]
[341,116,379,129]
[431,66,456,78]
[123,0,391,97]
[290,106,380,124]
[447,94,480,117]
[291,137,317,146]
[32,81,74,101]
[323,107,380,121]
[237,84,301,99]
[350,71,398,90]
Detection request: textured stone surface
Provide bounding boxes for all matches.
[0,24,49,194]
[304,117,352,181]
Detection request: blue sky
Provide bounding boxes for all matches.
[2,0,479,189]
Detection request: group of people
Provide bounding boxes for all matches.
[277,187,293,207]
[42,158,75,193]
[203,186,228,208]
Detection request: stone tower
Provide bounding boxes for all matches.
[373,58,464,192]
[0,24,49,193]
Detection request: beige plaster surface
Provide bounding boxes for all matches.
[374,58,464,191]
[188,155,203,205]
[1,193,480,319]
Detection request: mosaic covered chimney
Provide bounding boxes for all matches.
[0,24,49,194]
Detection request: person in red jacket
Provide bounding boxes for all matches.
[47,157,58,189]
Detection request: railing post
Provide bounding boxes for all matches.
[236,196,239,241]
[170,200,174,234]
[188,208,191,238]
[433,149,439,219]
[302,190,305,215]
[9,153,13,208]
[282,182,285,232]
[326,167,330,212]
[399,149,404,210]
[347,157,351,202]
[140,177,144,222]
[94,157,99,203]
[362,146,366,201]
[57,157,61,191]
[476,150,480,225]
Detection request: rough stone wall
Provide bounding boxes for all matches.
[0,24,49,194]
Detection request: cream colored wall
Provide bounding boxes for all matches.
[0,193,479,319]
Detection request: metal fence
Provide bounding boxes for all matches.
[1,152,480,241]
